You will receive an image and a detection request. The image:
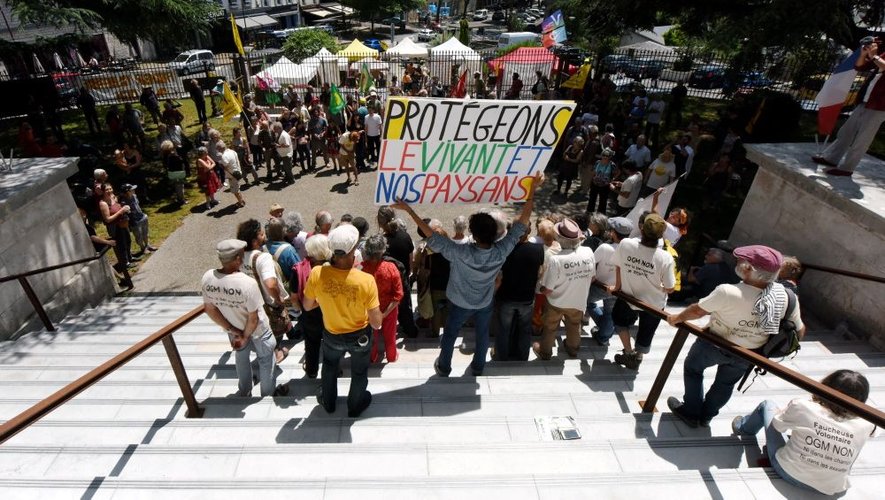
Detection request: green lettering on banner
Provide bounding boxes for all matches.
[421,142,446,172]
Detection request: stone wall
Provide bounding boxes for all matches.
[732,144,885,350]
[0,158,116,339]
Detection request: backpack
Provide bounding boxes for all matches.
[737,288,800,392]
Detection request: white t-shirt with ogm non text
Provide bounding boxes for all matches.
[698,282,803,349]
[614,237,675,309]
[201,270,270,336]
[541,246,596,310]
[773,398,877,495]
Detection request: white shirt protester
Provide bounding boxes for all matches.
[593,242,619,286]
[646,158,676,189]
[365,113,383,137]
[614,237,675,309]
[276,129,293,158]
[241,249,289,305]
[541,246,596,310]
[201,270,270,337]
[698,282,803,349]
[772,398,877,495]
[618,172,643,209]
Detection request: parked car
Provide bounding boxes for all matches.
[527,8,544,18]
[689,64,727,88]
[363,38,384,52]
[380,17,405,28]
[628,56,667,79]
[416,28,436,42]
[168,49,215,76]
[492,10,506,22]
[473,9,489,21]
[600,54,634,75]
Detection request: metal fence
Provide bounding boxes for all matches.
[0,45,844,116]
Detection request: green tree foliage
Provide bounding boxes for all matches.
[552,0,884,53]
[7,0,221,47]
[281,29,340,63]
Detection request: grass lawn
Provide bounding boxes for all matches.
[0,97,241,271]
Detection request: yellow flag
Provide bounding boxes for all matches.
[222,82,242,122]
[230,14,245,56]
[561,63,591,90]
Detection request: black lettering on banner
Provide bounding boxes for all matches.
[438,101,461,140]
[491,105,518,142]
[417,102,437,141]
[403,100,422,140]
[507,106,533,143]
[455,103,480,141]
[474,104,500,141]
[384,99,407,140]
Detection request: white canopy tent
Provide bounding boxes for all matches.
[386,37,430,59]
[302,48,347,86]
[260,56,318,87]
[350,57,389,71]
[428,37,481,84]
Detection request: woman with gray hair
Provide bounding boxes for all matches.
[282,210,308,260]
[300,234,332,378]
[452,215,469,243]
[361,234,404,363]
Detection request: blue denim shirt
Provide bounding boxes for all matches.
[428,221,526,310]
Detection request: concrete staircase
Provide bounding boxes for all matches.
[1,295,883,499]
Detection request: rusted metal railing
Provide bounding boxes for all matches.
[0,246,111,331]
[0,305,206,445]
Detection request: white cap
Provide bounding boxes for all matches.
[328,224,359,256]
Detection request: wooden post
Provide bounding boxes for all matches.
[642,327,690,413]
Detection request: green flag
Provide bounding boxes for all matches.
[359,62,375,94]
[329,83,345,116]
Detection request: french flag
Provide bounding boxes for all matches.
[816,48,863,135]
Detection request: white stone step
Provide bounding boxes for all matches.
[2,468,882,500]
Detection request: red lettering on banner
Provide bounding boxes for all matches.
[421,173,440,202]
[399,141,420,171]
[378,141,396,170]
[431,175,452,203]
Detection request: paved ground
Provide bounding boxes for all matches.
[130,162,577,292]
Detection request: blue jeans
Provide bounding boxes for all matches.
[495,300,534,361]
[682,339,751,422]
[439,301,494,374]
[321,327,372,414]
[587,287,616,343]
[735,400,816,492]
[231,328,277,397]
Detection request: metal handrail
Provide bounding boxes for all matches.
[0,246,112,332]
[0,305,206,445]
[801,262,885,284]
[601,284,885,428]
[0,246,110,284]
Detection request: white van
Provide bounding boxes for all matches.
[473,9,489,21]
[168,50,215,76]
[498,32,540,49]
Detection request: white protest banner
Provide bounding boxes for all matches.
[74,70,187,103]
[375,97,576,205]
[627,179,680,238]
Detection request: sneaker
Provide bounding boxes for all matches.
[470,364,483,376]
[532,342,551,360]
[272,384,289,397]
[614,350,642,370]
[732,416,745,435]
[667,397,698,428]
[811,154,836,167]
[348,392,372,418]
[825,168,854,177]
[564,343,579,358]
[433,357,450,377]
